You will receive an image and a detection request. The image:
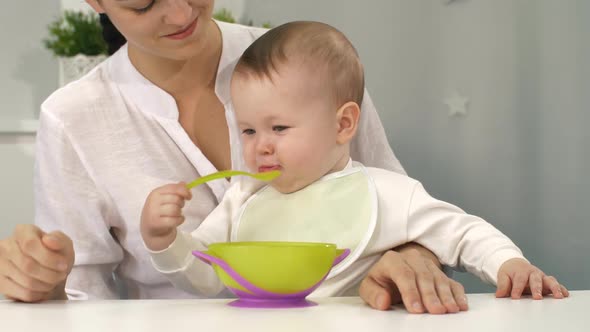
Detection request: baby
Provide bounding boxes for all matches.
[140,21,567,309]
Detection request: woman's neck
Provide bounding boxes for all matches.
[127,20,222,98]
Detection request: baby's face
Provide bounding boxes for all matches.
[231,65,348,194]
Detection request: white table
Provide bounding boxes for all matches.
[1,291,587,332]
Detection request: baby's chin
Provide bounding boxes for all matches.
[270,179,314,194]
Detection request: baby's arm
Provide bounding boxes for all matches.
[406,182,568,298]
[404,181,525,284]
[145,178,264,296]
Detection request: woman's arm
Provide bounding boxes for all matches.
[351,90,406,174]
[33,109,124,300]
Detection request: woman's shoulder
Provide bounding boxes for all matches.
[216,20,268,42]
[41,60,117,124]
[216,20,269,59]
[214,21,269,102]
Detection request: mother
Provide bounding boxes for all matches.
[0,0,466,314]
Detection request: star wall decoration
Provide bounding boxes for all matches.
[444,91,469,117]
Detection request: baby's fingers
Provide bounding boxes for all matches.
[542,276,567,299]
[147,216,185,237]
[495,273,512,298]
[159,193,188,208]
[528,272,544,300]
[560,284,570,298]
[160,182,192,200]
[510,272,529,299]
[159,203,185,218]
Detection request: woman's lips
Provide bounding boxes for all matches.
[164,17,198,40]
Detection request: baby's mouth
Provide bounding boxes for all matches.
[258,165,281,173]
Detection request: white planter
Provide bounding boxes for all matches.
[58,54,107,86]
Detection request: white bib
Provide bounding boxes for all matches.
[232,165,378,278]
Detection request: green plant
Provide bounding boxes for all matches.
[43,10,108,57]
[214,8,272,28]
[213,8,237,24]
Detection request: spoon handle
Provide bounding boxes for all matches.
[186,170,280,189]
[186,170,250,189]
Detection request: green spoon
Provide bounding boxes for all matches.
[186,170,281,189]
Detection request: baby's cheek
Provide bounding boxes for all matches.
[242,146,257,170]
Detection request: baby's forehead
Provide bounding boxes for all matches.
[234,58,330,89]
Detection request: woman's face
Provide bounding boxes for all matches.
[86,0,216,60]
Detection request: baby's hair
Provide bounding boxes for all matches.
[235,21,365,108]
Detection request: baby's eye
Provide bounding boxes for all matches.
[242,128,256,135]
[272,125,289,132]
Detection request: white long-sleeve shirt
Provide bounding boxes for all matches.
[150,162,525,297]
[34,21,405,300]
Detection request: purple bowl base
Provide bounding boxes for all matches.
[228,298,317,309]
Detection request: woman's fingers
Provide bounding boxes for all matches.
[8,243,67,286]
[359,251,424,313]
[359,250,470,314]
[402,252,446,314]
[0,239,59,302]
[380,251,429,313]
[42,231,75,264]
[0,225,73,302]
[0,275,45,302]
[449,279,469,311]
[358,274,393,310]
[426,261,461,313]
[1,257,56,292]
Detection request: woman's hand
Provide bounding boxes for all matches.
[0,224,74,302]
[359,243,468,314]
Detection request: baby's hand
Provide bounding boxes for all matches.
[496,258,569,300]
[140,182,192,251]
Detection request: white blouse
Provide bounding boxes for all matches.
[34,21,405,300]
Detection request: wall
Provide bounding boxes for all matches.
[60,0,91,12]
[0,1,60,237]
[0,2,59,127]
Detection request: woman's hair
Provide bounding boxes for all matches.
[99,14,127,55]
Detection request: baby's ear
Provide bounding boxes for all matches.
[336,102,361,144]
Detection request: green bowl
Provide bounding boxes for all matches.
[203,241,345,294]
